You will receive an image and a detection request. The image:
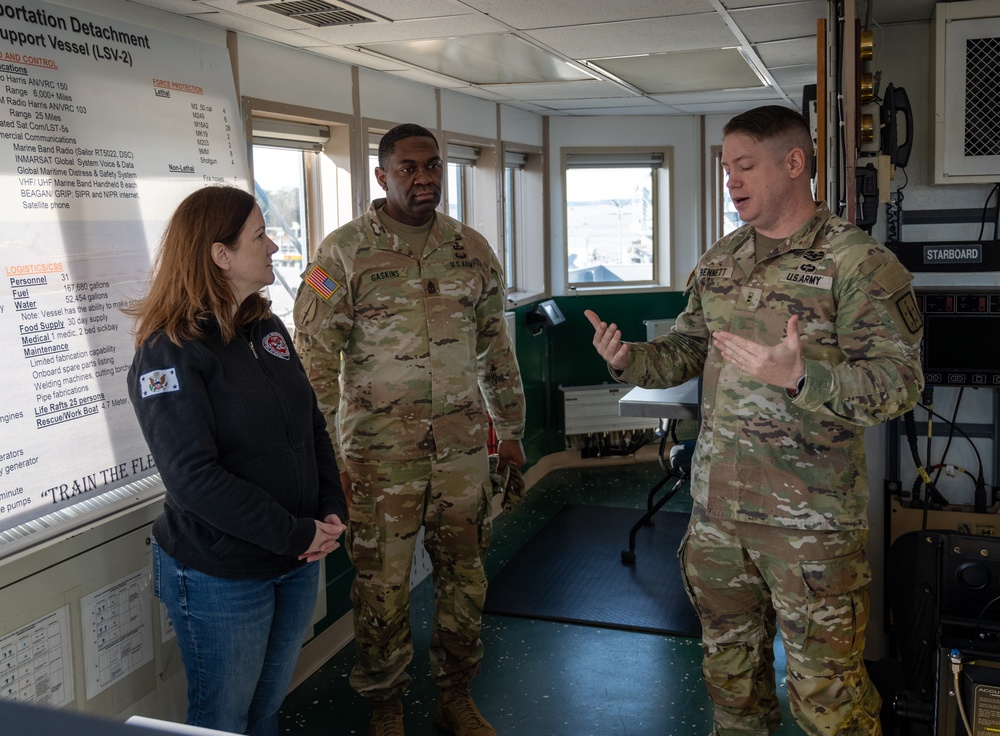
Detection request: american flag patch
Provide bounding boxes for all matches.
[304,265,341,300]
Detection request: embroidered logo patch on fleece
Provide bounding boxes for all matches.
[139,368,179,398]
[263,332,291,360]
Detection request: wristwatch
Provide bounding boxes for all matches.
[788,374,805,398]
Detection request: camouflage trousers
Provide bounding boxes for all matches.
[678,507,882,735]
[344,448,492,699]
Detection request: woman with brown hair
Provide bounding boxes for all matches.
[126,185,346,736]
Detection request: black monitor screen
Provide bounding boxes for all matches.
[923,314,1000,372]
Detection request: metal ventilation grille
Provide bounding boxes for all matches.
[258,0,375,27]
[964,36,1000,157]
[0,475,164,554]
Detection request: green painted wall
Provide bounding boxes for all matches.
[511,291,689,465]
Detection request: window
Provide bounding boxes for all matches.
[246,103,353,332]
[501,148,534,292]
[367,130,384,203]
[564,150,664,286]
[711,145,741,243]
[500,144,543,300]
[502,162,518,288]
[446,144,478,224]
[253,146,309,326]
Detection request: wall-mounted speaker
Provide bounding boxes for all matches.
[940,533,1000,631]
[933,0,1000,184]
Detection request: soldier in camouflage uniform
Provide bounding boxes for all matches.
[586,106,923,735]
[293,123,525,736]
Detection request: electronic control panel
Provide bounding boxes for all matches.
[916,289,1000,386]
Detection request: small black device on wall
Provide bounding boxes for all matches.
[527,299,565,332]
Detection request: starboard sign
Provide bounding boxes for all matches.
[922,243,982,265]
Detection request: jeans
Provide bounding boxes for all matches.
[152,540,319,736]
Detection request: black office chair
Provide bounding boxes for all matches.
[620,423,695,564]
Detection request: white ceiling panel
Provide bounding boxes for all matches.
[386,69,470,88]
[549,104,685,116]
[316,0,477,21]
[478,79,637,101]
[295,14,509,44]
[768,64,818,88]
[308,46,409,71]
[649,86,784,106]
[124,0,225,14]
[729,1,828,44]
[358,35,593,85]
[754,37,817,67]
[121,0,926,116]
[204,0,467,22]
[536,96,663,110]
[588,47,762,95]
[721,0,822,9]
[458,0,713,29]
[671,99,783,115]
[870,0,940,24]
[525,14,739,59]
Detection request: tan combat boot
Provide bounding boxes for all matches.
[369,696,404,736]
[434,687,496,736]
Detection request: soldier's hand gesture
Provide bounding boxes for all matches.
[713,315,806,390]
[584,310,630,371]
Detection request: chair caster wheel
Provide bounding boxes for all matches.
[621,550,636,564]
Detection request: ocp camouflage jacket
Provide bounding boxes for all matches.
[618,203,924,530]
[293,200,525,463]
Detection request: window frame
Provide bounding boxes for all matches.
[242,98,354,332]
[711,144,741,245]
[500,143,544,298]
[560,146,672,291]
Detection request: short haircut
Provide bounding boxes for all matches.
[723,105,814,159]
[378,123,438,168]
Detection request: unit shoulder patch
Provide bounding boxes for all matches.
[895,292,923,334]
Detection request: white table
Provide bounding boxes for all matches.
[618,379,700,421]
[616,377,700,564]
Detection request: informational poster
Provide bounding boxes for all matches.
[80,569,153,700]
[0,605,74,707]
[0,1,249,534]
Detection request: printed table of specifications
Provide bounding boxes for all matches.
[0,0,247,533]
[2,51,241,214]
[10,271,129,431]
[0,606,74,708]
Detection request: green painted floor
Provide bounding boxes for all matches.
[279,458,800,736]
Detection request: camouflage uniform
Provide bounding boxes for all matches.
[293,200,525,699]
[616,203,923,734]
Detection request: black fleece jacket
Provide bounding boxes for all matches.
[127,315,346,579]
